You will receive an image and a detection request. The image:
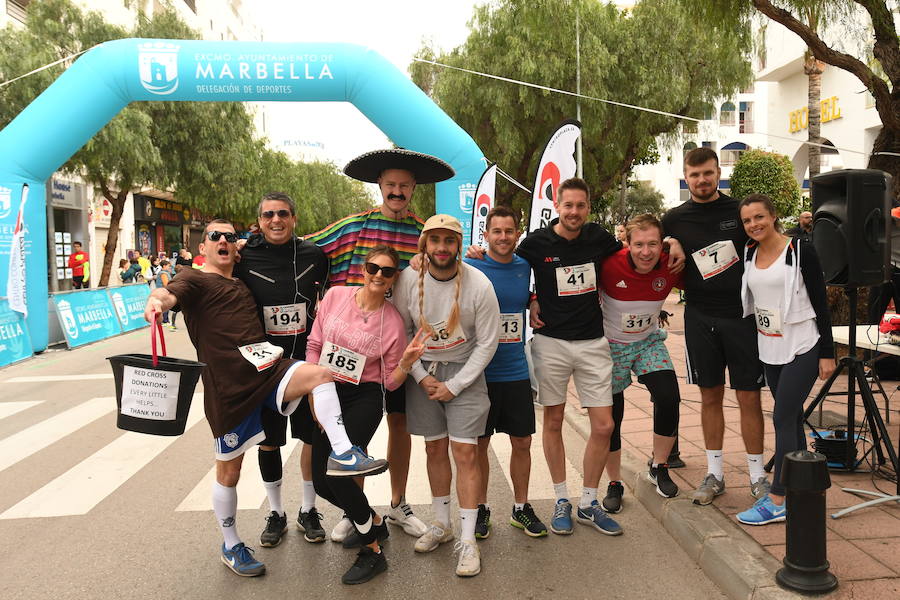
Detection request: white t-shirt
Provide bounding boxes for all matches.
[746,242,819,365]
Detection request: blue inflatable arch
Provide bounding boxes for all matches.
[0,39,485,353]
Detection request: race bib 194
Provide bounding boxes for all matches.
[555,263,597,296]
[499,313,523,343]
[263,303,307,336]
[238,341,284,372]
[318,342,366,384]
[691,241,739,280]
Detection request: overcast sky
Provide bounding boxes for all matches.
[250,0,478,167]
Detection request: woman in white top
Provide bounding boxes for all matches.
[737,194,835,526]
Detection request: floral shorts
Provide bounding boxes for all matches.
[609,329,674,395]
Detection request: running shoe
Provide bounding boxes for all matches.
[296,508,326,543]
[602,481,624,513]
[326,446,389,477]
[259,511,287,547]
[648,464,679,498]
[691,473,726,505]
[750,476,772,500]
[331,516,354,543]
[221,542,265,577]
[342,519,389,549]
[475,504,491,539]
[385,498,428,536]
[550,499,574,535]
[341,546,388,585]
[576,500,623,536]
[510,503,548,537]
[414,521,454,553]
[454,540,481,577]
[736,495,786,526]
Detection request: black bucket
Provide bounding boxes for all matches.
[108,320,205,436]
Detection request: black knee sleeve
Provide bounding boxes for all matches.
[640,370,680,438]
[258,447,283,482]
[610,391,625,452]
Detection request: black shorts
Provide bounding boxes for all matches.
[683,306,764,390]
[481,379,536,438]
[261,396,315,445]
[385,385,406,415]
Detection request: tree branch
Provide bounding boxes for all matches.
[855,0,900,84]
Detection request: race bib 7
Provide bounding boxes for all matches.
[691,241,739,280]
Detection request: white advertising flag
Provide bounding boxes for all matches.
[470,164,497,250]
[6,185,28,318]
[528,119,581,233]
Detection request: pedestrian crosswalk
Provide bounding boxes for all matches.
[0,393,585,520]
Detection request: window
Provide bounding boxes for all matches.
[701,141,717,153]
[739,101,753,133]
[682,141,697,163]
[720,101,736,126]
[721,142,749,166]
[7,0,30,22]
[682,120,698,134]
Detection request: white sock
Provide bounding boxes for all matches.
[747,453,766,481]
[459,507,478,543]
[355,513,373,534]
[514,502,525,511]
[706,449,724,480]
[553,481,569,502]
[579,486,598,509]
[433,495,451,527]
[263,479,284,516]
[312,382,352,454]
[301,479,316,512]
[212,481,241,549]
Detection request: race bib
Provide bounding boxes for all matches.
[755,307,783,337]
[621,312,655,334]
[263,302,307,336]
[691,241,739,280]
[318,342,366,385]
[499,313,524,343]
[238,341,284,372]
[426,320,467,351]
[555,263,597,296]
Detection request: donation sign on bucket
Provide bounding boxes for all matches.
[119,365,181,421]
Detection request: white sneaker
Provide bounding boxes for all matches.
[454,540,481,577]
[414,521,454,553]
[386,498,428,537]
[330,517,354,542]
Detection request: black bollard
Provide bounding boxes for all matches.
[775,450,838,594]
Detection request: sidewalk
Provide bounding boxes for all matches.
[563,293,900,599]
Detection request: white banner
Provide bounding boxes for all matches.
[470,164,497,250]
[6,185,28,318]
[528,120,581,233]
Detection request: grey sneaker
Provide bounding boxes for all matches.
[691,473,726,505]
[750,476,772,500]
[414,521,454,553]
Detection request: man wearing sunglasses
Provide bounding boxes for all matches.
[306,149,455,542]
[144,218,387,578]
[233,192,331,549]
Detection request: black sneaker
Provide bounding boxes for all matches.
[342,519,390,549]
[649,464,679,498]
[341,546,388,585]
[510,503,548,537]
[260,511,288,547]
[602,481,624,513]
[475,504,491,540]
[297,509,326,543]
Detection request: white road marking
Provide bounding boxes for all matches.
[0,397,205,519]
[363,419,431,508]
[0,401,42,420]
[0,397,114,473]
[5,374,113,383]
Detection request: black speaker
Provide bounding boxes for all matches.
[811,169,891,287]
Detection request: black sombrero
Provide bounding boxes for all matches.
[343,149,455,184]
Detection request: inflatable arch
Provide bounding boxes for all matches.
[0,39,485,353]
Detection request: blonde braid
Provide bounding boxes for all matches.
[445,235,463,335]
[416,239,433,335]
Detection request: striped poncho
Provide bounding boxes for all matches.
[305,207,425,286]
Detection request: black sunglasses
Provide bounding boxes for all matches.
[364,262,398,278]
[260,209,293,219]
[207,231,238,243]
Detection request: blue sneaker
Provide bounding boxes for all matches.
[737,495,786,526]
[576,500,623,536]
[550,499,574,535]
[221,542,265,577]
[326,445,389,477]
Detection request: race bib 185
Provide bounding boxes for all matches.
[318,342,366,384]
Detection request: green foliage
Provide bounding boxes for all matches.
[729,149,802,218]
[594,180,666,230]
[411,0,752,220]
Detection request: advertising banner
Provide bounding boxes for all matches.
[470,164,496,250]
[53,289,121,348]
[108,284,151,333]
[0,297,32,367]
[528,120,582,233]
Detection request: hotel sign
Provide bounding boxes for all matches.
[789,96,842,133]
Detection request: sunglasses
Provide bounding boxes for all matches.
[364,262,398,278]
[206,231,238,243]
[260,209,293,219]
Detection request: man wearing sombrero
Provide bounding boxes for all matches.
[307,148,454,545]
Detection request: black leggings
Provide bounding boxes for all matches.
[610,369,680,452]
[764,344,820,497]
[312,381,383,545]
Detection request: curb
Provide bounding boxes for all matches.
[563,409,804,600]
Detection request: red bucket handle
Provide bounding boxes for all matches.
[150,312,167,367]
